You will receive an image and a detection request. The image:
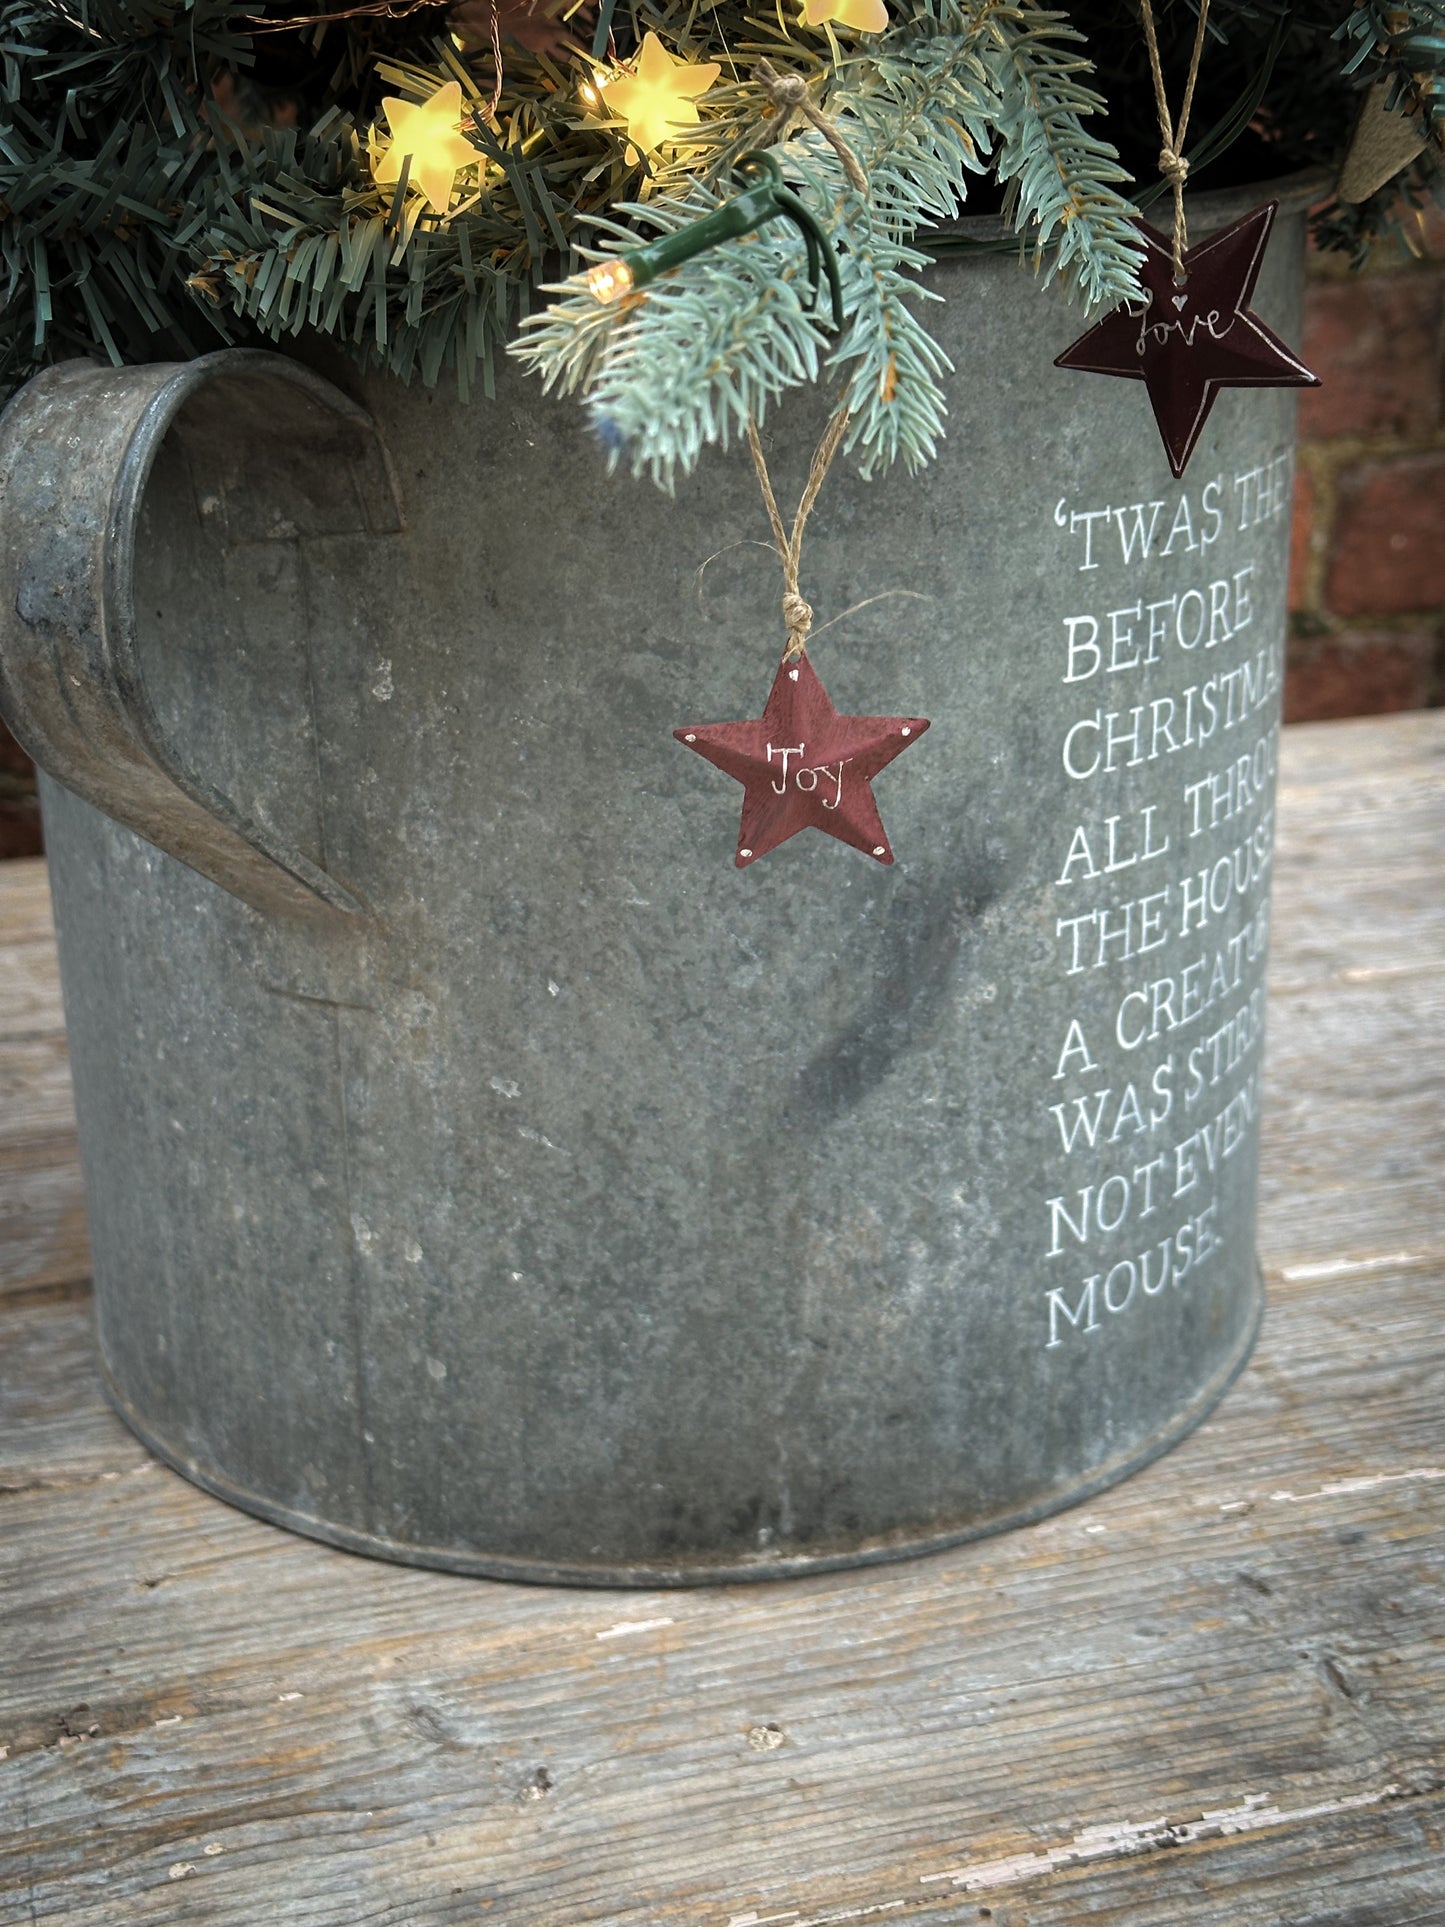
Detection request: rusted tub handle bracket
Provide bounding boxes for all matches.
[0,351,401,919]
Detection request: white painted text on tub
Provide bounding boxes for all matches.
[1053,455,1290,569]
[1062,568,1254,680]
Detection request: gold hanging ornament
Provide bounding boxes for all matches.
[373,80,478,215]
[586,32,721,159]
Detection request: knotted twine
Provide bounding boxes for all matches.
[753,59,870,197]
[1137,0,1212,281]
[745,406,852,661]
[740,68,863,662]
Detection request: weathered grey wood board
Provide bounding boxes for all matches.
[0,860,88,1305]
[1,713,1442,1927]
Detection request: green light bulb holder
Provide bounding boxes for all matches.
[612,152,844,329]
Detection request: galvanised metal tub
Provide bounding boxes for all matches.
[0,174,1318,1583]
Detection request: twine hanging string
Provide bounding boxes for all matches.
[753,59,869,197]
[1137,0,1212,281]
[745,405,852,661]
[485,0,505,121]
[741,64,861,664]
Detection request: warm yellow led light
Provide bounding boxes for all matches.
[586,259,636,304]
[373,80,477,216]
[801,0,889,31]
[591,32,721,157]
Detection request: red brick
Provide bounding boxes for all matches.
[1289,464,1318,610]
[1299,274,1443,440]
[1325,453,1445,616]
[1413,203,1445,265]
[0,717,34,778]
[0,718,42,860]
[0,811,43,860]
[1284,628,1440,721]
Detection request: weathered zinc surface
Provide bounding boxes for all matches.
[0,182,1313,1581]
[0,713,1442,1925]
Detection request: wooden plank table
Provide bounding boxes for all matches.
[2,713,1442,1927]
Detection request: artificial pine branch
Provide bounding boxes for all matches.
[1310,146,1444,264]
[1335,0,1445,138]
[514,0,1144,484]
[2,0,1439,420]
[0,0,249,379]
[978,2,1145,307]
[510,129,956,488]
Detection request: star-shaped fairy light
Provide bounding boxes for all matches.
[592,32,721,158]
[675,655,929,868]
[374,81,477,216]
[1054,202,1319,478]
[801,0,890,32]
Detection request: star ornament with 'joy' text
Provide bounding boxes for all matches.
[1055,203,1320,479]
[675,656,930,868]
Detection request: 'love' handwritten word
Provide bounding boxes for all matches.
[1134,288,1233,358]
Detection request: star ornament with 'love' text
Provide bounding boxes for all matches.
[675,655,929,868]
[1055,203,1320,479]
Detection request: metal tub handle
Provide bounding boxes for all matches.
[0,349,401,919]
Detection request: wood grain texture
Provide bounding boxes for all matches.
[0,1140,89,1305]
[0,862,89,1303]
[0,715,1441,1927]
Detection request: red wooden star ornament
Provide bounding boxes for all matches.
[1055,202,1319,479]
[675,655,929,868]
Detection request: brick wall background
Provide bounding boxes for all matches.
[1288,208,1445,721]
[1,223,1442,855]
[0,717,41,859]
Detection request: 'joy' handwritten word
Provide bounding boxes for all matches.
[767,742,849,809]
